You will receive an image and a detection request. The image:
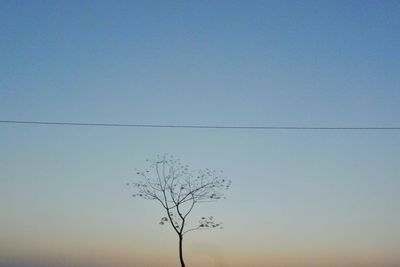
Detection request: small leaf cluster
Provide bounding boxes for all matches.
[198,216,223,230]
[159,217,168,225]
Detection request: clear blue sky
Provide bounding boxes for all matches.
[1,1,400,266]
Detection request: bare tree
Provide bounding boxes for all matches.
[127,155,231,267]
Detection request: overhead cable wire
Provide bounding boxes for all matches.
[0,120,399,131]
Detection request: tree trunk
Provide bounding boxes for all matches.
[179,234,185,267]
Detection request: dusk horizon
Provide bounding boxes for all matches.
[1,1,400,266]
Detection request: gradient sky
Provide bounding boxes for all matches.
[1,1,400,266]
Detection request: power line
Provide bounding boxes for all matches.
[1,120,399,131]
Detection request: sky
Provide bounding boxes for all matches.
[1,1,400,266]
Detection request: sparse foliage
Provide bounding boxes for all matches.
[127,154,231,267]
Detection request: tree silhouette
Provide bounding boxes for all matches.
[128,155,231,267]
